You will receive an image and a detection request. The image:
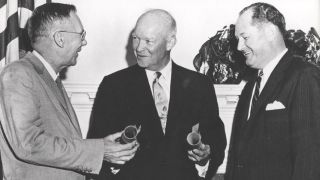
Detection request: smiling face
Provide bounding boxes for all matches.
[61,12,87,68]
[235,9,273,69]
[132,11,176,71]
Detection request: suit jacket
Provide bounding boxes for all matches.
[0,52,105,180]
[87,62,226,180]
[225,52,320,180]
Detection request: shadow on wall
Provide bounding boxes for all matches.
[125,29,137,66]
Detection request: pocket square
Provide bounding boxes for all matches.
[266,100,285,111]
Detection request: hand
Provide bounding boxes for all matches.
[188,143,211,166]
[103,131,139,165]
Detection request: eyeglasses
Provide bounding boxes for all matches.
[56,30,86,41]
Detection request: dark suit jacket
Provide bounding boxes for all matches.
[225,52,320,180]
[87,62,226,180]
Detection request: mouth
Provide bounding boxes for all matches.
[242,51,251,57]
[136,54,149,59]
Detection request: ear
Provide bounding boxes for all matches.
[53,31,64,48]
[264,23,277,41]
[166,35,176,51]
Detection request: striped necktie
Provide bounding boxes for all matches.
[250,70,263,116]
[153,72,169,134]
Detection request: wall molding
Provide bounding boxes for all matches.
[64,82,245,106]
[64,83,98,109]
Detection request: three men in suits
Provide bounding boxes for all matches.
[0,3,138,180]
[225,2,320,180]
[87,9,226,180]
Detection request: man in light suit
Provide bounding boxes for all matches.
[0,3,139,180]
[225,2,320,180]
[87,9,226,180]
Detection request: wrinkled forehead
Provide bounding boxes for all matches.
[235,10,254,35]
[134,15,170,38]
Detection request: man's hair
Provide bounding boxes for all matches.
[27,3,76,44]
[240,2,286,37]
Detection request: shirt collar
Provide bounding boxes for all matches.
[261,48,288,81]
[145,59,172,84]
[32,50,58,81]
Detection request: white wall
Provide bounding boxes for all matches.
[54,0,320,84]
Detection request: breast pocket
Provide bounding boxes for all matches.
[264,109,290,146]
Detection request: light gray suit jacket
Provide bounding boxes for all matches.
[0,52,104,180]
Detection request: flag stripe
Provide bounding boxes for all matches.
[19,27,32,52]
[18,0,34,10]
[18,7,33,28]
[1,0,49,64]
[6,37,19,62]
[7,0,18,18]
[0,0,7,9]
[0,12,19,60]
[35,0,48,8]
[0,4,7,32]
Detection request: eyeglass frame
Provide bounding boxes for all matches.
[54,30,86,41]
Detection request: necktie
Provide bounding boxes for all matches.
[56,77,67,105]
[250,70,263,116]
[153,72,169,134]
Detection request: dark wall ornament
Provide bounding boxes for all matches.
[285,27,320,66]
[193,25,320,84]
[193,25,250,84]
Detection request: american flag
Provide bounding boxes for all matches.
[0,0,51,66]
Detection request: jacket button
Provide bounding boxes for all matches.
[236,162,244,168]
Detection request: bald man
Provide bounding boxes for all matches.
[87,9,226,180]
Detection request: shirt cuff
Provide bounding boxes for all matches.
[195,159,210,177]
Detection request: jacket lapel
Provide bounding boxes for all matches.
[165,62,184,136]
[249,52,291,120]
[25,53,81,136]
[133,65,165,137]
[241,80,256,121]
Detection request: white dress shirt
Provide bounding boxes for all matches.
[248,48,288,119]
[33,50,58,81]
[145,60,172,101]
[145,60,209,177]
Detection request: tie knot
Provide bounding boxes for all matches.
[55,77,61,83]
[55,77,62,85]
[155,72,162,79]
[255,70,263,82]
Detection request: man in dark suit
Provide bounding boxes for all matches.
[87,9,226,180]
[225,2,320,180]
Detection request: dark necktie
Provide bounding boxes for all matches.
[153,72,169,134]
[56,77,67,105]
[250,71,263,116]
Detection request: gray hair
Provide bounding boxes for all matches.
[240,2,286,37]
[27,3,77,44]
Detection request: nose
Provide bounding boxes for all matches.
[237,38,244,51]
[134,39,145,52]
[82,39,87,46]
